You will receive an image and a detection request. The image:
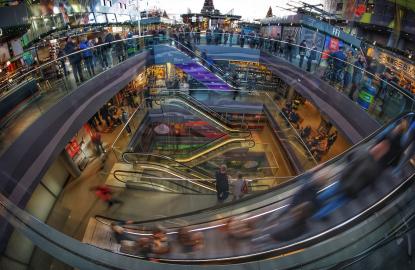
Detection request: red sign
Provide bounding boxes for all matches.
[65,138,80,158]
[355,4,366,17]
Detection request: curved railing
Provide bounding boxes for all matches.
[169,32,414,126]
[0,34,155,156]
[0,113,413,269]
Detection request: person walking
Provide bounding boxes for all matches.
[239,30,245,48]
[285,36,294,62]
[306,43,317,72]
[79,37,95,77]
[91,185,123,209]
[215,165,230,202]
[121,108,131,134]
[299,40,307,68]
[104,30,115,67]
[114,33,126,64]
[91,132,105,156]
[349,54,366,100]
[233,173,247,200]
[64,37,85,84]
[224,31,229,45]
[96,36,109,70]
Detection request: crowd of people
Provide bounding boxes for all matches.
[280,100,338,162]
[107,115,414,258]
[60,30,139,84]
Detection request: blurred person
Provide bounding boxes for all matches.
[96,36,109,69]
[224,30,229,45]
[329,44,346,84]
[327,130,338,150]
[100,103,114,127]
[91,132,105,156]
[79,37,95,77]
[239,30,245,48]
[284,36,294,62]
[301,125,312,139]
[298,40,307,68]
[343,50,355,90]
[349,54,366,100]
[178,227,204,252]
[233,173,248,200]
[91,185,123,209]
[306,43,317,72]
[226,215,255,239]
[114,33,126,63]
[151,227,170,254]
[111,220,135,243]
[121,108,131,134]
[64,37,85,84]
[104,30,115,67]
[126,32,136,57]
[215,165,230,202]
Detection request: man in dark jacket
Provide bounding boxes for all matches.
[64,37,84,84]
[215,165,229,202]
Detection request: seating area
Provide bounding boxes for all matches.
[280,100,339,162]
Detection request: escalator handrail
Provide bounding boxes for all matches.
[122,152,214,178]
[157,93,246,134]
[115,112,415,226]
[113,169,216,193]
[167,38,237,89]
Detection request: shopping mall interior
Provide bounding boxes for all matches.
[0,0,415,269]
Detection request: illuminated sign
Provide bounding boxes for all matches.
[378,52,415,78]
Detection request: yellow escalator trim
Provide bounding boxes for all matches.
[169,98,241,133]
[176,137,246,163]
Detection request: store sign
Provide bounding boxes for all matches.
[66,138,80,158]
[378,52,415,78]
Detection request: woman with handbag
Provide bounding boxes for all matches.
[233,173,248,200]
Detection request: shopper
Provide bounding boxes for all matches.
[215,165,229,202]
[96,36,109,70]
[349,54,366,100]
[229,30,234,47]
[100,103,112,127]
[233,173,248,200]
[104,30,115,67]
[79,37,95,77]
[329,45,347,84]
[91,185,123,209]
[64,37,85,84]
[298,40,307,68]
[91,132,105,156]
[285,36,294,62]
[121,108,131,134]
[114,33,126,64]
[239,30,245,48]
[306,43,317,72]
[224,31,229,45]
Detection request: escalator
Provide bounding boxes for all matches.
[84,112,415,266]
[168,38,236,90]
[113,169,215,194]
[156,90,251,134]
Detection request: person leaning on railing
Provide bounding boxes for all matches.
[64,36,85,84]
